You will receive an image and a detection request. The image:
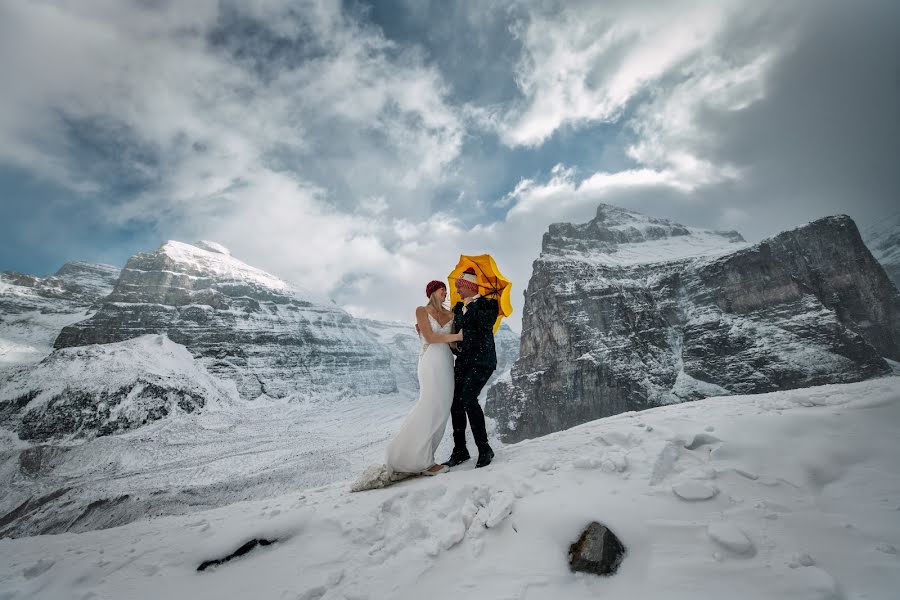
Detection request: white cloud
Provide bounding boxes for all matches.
[5,0,892,333]
[492,0,742,147]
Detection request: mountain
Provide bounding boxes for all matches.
[1,377,898,599]
[0,334,238,443]
[0,262,119,369]
[863,211,900,289]
[487,204,900,443]
[53,241,397,400]
[487,322,521,389]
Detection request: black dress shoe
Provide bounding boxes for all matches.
[442,451,471,467]
[475,447,494,469]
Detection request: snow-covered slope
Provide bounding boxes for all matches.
[0,334,238,442]
[1,377,897,599]
[863,211,900,289]
[0,262,119,369]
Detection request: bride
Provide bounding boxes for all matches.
[385,280,462,477]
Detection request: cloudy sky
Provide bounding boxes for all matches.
[2,0,898,330]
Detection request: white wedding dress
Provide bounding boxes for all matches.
[385,312,455,475]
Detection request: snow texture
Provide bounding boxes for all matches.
[1,377,898,599]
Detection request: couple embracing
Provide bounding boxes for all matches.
[385,267,497,478]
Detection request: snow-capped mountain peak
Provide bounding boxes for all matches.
[154,240,292,295]
[542,203,747,265]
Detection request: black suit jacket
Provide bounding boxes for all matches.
[452,296,498,370]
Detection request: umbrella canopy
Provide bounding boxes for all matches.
[448,254,513,333]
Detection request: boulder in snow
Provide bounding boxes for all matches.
[568,521,626,576]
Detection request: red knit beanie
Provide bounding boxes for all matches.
[455,267,479,293]
[425,280,446,298]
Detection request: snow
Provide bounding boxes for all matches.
[156,240,323,303]
[543,204,747,266]
[0,334,237,413]
[2,376,898,599]
[0,264,118,370]
[547,228,749,266]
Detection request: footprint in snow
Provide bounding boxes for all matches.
[707,522,755,557]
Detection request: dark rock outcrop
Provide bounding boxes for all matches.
[487,205,900,443]
[568,521,626,576]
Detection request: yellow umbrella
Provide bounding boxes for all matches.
[448,254,513,333]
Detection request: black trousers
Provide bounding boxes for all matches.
[450,363,494,453]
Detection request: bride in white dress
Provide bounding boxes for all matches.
[385,280,462,477]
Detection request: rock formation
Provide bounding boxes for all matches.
[54,241,396,399]
[487,204,900,443]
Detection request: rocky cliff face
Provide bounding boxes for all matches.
[0,262,119,368]
[486,204,900,443]
[54,241,396,400]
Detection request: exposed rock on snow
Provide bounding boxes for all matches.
[53,241,397,399]
[488,204,900,442]
[568,521,626,576]
[197,538,277,572]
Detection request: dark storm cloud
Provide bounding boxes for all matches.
[695,0,900,237]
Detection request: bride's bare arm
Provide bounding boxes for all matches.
[416,307,463,344]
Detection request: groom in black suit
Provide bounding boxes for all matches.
[444,267,498,469]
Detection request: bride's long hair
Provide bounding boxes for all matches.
[427,286,448,312]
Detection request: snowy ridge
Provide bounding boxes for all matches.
[1,377,897,599]
[156,240,291,294]
[541,203,747,265]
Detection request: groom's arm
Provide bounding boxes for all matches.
[450,302,464,355]
[472,298,499,330]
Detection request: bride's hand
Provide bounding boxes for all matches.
[455,331,464,342]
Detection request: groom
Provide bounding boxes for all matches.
[444,267,498,469]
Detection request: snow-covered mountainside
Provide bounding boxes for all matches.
[357,318,423,396]
[863,211,900,289]
[359,319,520,396]
[488,204,900,443]
[488,322,521,388]
[0,334,238,443]
[1,377,897,599]
[54,241,397,400]
[0,262,119,368]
